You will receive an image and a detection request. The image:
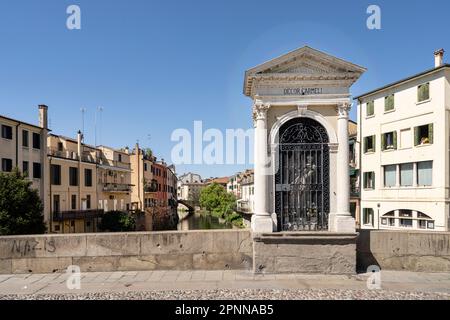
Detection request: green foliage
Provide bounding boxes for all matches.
[98,211,136,232]
[200,183,236,218]
[0,169,46,235]
[199,183,245,229]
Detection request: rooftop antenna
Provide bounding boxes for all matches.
[80,107,86,140]
[95,106,104,147]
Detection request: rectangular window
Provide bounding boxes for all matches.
[144,163,147,171]
[1,125,12,139]
[1,158,13,172]
[389,218,396,227]
[419,220,427,229]
[69,167,78,186]
[57,142,63,152]
[363,208,374,226]
[86,195,91,209]
[32,132,41,149]
[418,83,430,102]
[85,168,92,187]
[385,94,395,112]
[366,101,374,117]
[118,154,122,162]
[400,163,413,186]
[400,128,412,149]
[33,162,41,179]
[22,161,29,177]
[50,164,61,185]
[400,219,413,228]
[71,194,77,210]
[382,131,397,151]
[363,172,375,189]
[22,130,29,147]
[384,165,397,187]
[414,124,433,146]
[364,135,376,153]
[417,161,432,186]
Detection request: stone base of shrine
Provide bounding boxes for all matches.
[252,232,357,274]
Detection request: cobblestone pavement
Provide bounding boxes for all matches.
[0,270,449,300]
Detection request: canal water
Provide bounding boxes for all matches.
[177,210,232,230]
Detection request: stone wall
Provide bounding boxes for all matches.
[253,232,357,274]
[357,230,450,272]
[0,230,253,274]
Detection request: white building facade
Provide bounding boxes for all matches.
[244,46,365,233]
[356,50,450,232]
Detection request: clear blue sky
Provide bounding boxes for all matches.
[1,0,449,178]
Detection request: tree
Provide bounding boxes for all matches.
[98,211,136,232]
[0,169,46,235]
[199,183,236,218]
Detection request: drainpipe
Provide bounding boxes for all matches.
[358,98,362,230]
[77,130,84,233]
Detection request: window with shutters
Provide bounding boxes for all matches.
[364,135,376,153]
[1,158,13,172]
[69,167,78,186]
[366,101,374,117]
[32,132,40,149]
[363,172,375,189]
[33,162,41,179]
[363,208,374,226]
[1,125,12,140]
[414,124,433,146]
[382,131,397,151]
[51,164,61,185]
[23,161,29,177]
[22,130,29,147]
[385,94,395,112]
[418,83,430,102]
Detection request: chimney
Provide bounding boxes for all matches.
[38,105,48,129]
[77,130,83,159]
[434,49,445,67]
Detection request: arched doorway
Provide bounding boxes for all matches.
[275,117,330,231]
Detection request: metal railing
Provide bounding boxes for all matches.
[102,183,131,192]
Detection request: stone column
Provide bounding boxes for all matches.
[251,102,273,233]
[329,102,356,233]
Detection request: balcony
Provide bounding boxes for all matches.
[98,159,131,170]
[48,148,79,161]
[350,186,360,198]
[102,183,132,192]
[237,200,253,213]
[52,209,104,221]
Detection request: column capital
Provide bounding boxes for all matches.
[336,102,351,119]
[252,103,270,122]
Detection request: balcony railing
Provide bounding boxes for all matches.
[237,200,253,213]
[52,209,104,221]
[102,183,132,192]
[98,159,131,170]
[48,148,79,161]
[350,187,360,198]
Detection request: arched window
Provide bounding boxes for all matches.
[380,210,434,230]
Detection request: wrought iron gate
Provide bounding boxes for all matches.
[275,117,330,231]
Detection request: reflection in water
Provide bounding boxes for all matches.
[177,210,232,230]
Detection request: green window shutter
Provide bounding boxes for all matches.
[385,95,394,111]
[364,137,367,153]
[414,127,419,146]
[367,101,374,116]
[381,133,385,151]
[373,135,376,152]
[429,123,433,144]
[393,131,398,150]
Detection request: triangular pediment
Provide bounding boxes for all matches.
[243,46,366,96]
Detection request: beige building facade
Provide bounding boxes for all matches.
[0,105,50,227]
